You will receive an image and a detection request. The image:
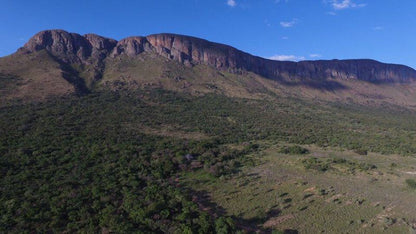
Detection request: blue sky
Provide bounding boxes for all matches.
[1,0,416,68]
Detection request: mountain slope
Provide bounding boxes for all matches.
[0,50,75,101]
[2,29,416,106]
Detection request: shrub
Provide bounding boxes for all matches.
[215,217,235,234]
[354,149,368,155]
[302,158,329,172]
[279,145,309,155]
[405,179,416,189]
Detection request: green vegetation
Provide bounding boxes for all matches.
[0,73,21,94]
[279,145,309,155]
[405,179,416,189]
[185,145,416,233]
[0,91,251,232]
[1,88,416,232]
[302,157,331,172]
[302,157,377,173]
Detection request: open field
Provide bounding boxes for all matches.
[184,143,416,233]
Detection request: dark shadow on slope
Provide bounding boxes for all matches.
[190,189,299,233]
[191,190,227,217]
[278,79,349,91]
[232,206,299,233]
[362,78,407,85]
[48,53,90,95]
[304,80,348,91]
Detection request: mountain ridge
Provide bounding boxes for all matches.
[2,29,416,107]
[19,29,416,83]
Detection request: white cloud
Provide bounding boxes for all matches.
[227,0,236,7]
[329,0,366,10]
[280,19,297,28]
[309,54,322,58]
[269,55,305,61]
[281,36,289,40]
[372,26,383,31]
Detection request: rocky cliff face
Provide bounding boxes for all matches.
[22,30,117,64]
[110,37,153,57]
[20,30,416,83]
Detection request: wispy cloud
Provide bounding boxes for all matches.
[372,26,383,31]
[281,36,289,40]
[329,0,366,10]
[309,54,322,58]
[280,19,298,28]
[264,19,272,27]
[227,0,236,7]
[269,54,305,61]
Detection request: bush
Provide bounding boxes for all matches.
[302,158,329,172]
[215,217,235,234]
[279,145,309,155]
[405,179,416,189]
[354,149,368,155]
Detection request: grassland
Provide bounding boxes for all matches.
[184,143,416,233]
[0,51,75,101]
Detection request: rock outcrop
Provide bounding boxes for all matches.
[110,37,153,57]
[20,30,416,83]
[21,30,117,64]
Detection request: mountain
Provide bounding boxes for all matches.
[4,30,416,233]
[2,29,416,106]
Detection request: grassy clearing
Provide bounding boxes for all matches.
[184,142,416,233]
